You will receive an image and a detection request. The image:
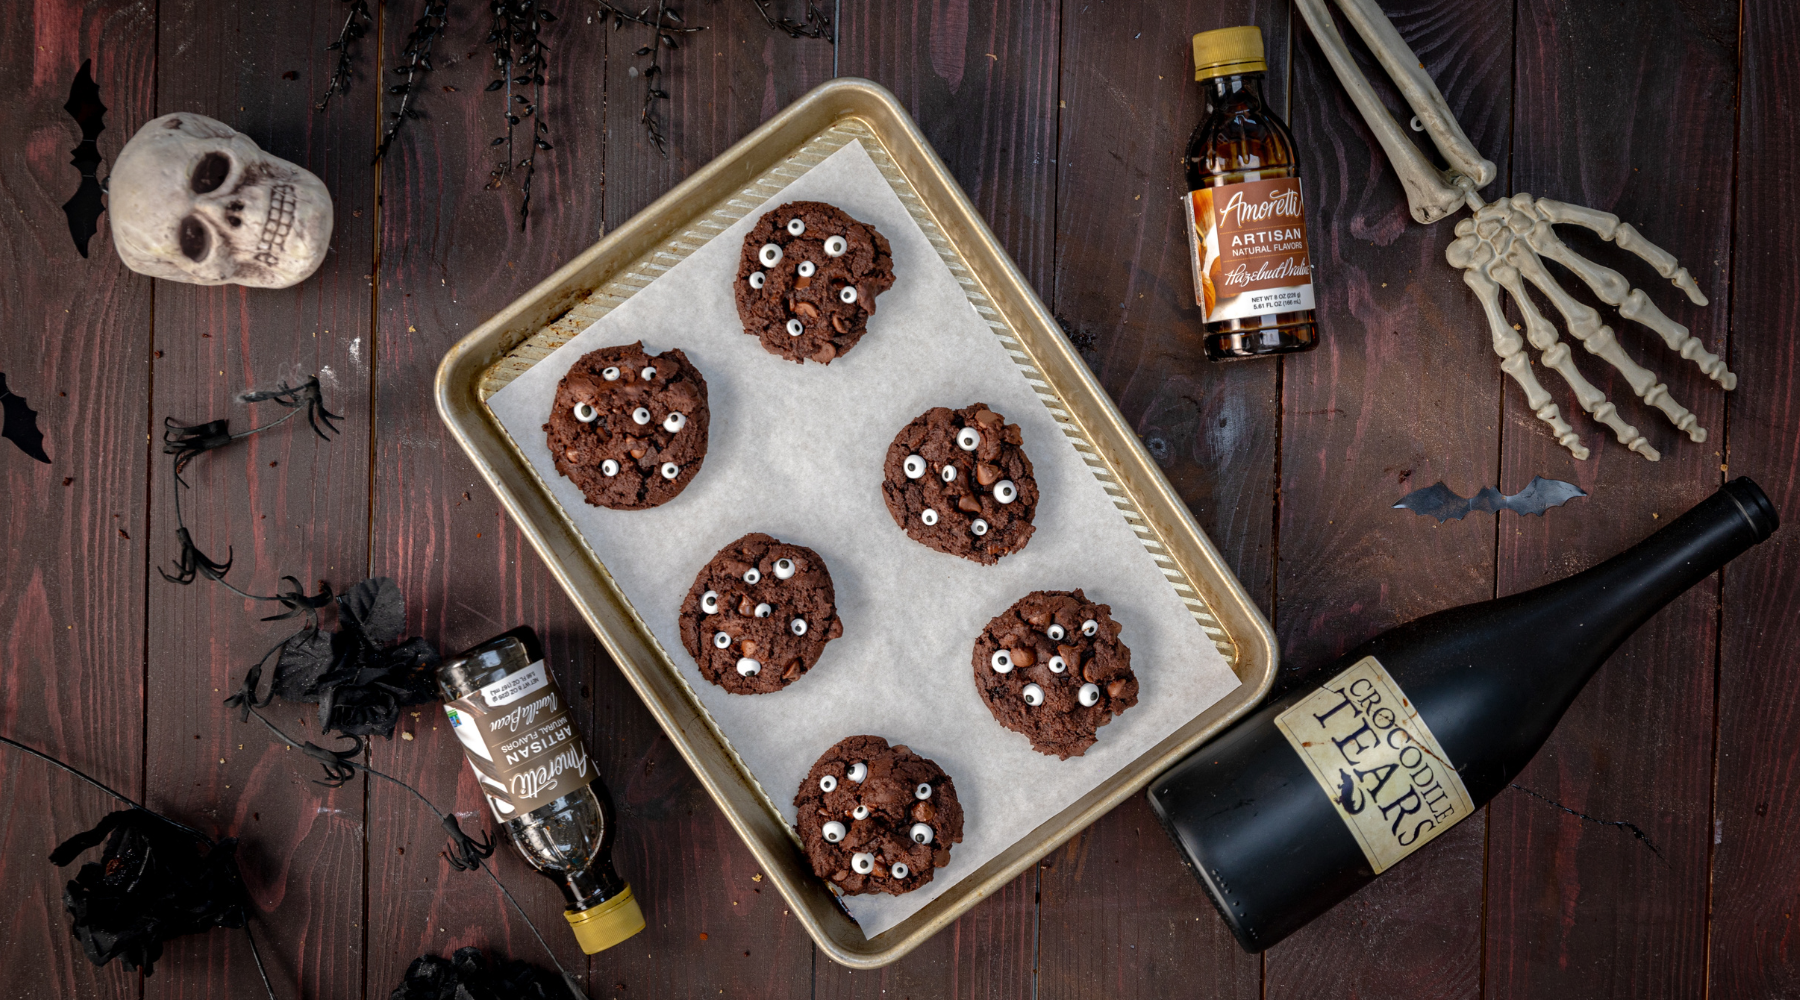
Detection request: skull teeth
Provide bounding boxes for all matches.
[252,183,297,268]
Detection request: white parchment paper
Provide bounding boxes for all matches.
[487,140,1239,937]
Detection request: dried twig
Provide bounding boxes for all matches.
[486,0,556,225]
[318,0,374,111]
[375,0,452,163]
[751,0,832,39]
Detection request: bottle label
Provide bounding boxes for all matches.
[443,659,597,821]
[1185,176,1316,322]
[1273,655,1474,874]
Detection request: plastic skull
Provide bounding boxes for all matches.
[108,113,332,288]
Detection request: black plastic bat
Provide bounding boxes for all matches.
[1393,476,1586,522]
[0,372,50,463]
[62,59,107,257]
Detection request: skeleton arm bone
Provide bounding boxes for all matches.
[1293,0,1470,223]
[1530,197,1708,306]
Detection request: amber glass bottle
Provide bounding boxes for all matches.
[1184,26,1320,361]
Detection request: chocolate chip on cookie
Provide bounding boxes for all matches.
[545,341,709,511]
[972,590,1137,759]
[679,533,844,694]
[794,735,964,897]
[882,403,1038,564]
[735,201,895,364]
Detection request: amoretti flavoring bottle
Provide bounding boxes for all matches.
[1185,26,1320,360]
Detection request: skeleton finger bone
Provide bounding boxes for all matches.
[1294,0,1469,224]
[1330,0,1497,190]
[1531,197,1708,306]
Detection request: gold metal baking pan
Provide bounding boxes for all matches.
[435,77,1276,969]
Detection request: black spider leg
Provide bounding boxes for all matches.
[233,702,585,999]
[0,734,279,1000]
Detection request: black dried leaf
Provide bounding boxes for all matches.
[635,45,653,55]
[535,139,552,150]
[52,810,248,976]
[491,136,507,146]
[538,8,555,20]
[390,947,571,1000]
[262,578,439,740]
[486,78,505,91]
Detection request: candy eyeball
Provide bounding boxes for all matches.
[774,557,796,579]
[990,650,1014,673]
[701,590,720,614]
[640,366,657,380]
[573,401,598,423]
[910,823,933,845]
[713,631,731,649]
[956,427,981,451]
[903,454,927,479]
[787,218,806,236]
[743,568,762,584]
[1048,655,1066,674]
[852,804,870,820]
[851,852,875,874]
[1021,683,1045,706]
[921,508,939,526]
[994,480,1017,504]
[1079,683,1102,707]
[839,286,858,304]
[602,366,621,381]
[790,618,808,636]
[749,271,766,289]
[824,235,848,257]
[632,407,652,425]
[847,762,868,783]
[736,657,761,676]
[890,862,910,879]
[601,459,620,477]
[660,462,679,480]
[940,465,957,483]
[663,411,687,432]
[914,782,933,800]
[970,519,989,536]
[822,820,845,842]
[819,774,838,793]
[797,260,817,278]
[1046,624,1066,641]
[759,243,783,267]
[754,603,772,618]
[1081,619,1099,637]
[786,318,804,337]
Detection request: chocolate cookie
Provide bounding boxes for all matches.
[972,590,1138,759]
[545,342,710,511]
[734,201,895,364]
[679,533,844,694]
[882,403,1038,564]
[794,735,964,897]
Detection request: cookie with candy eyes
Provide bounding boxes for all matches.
[972,589,1138,760]
[881,403,1038,564]
[794,735,964,897]
[544,341,710,511]
[678,532,845,694]
[735,200,895,365]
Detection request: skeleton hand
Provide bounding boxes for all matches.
[1295,0,1733,461]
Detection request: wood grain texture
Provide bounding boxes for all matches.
[0,3,154,998]
[140,4,379,999]
[1710,0,1800,996]
[816,1,1055,994]
[1266,1,1512,997]
[1483,2,1738,997]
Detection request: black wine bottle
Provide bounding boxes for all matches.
[1148,477,1778,953]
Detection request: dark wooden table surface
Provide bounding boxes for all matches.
[3,1,1796,997]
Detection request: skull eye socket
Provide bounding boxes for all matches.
[190,152,231,194]
[178,216,209,262]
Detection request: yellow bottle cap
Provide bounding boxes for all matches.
[1192,26,1267,81]
[564,884,646,955]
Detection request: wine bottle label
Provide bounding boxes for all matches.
[443,659,597,821]
[1185,176,1315,322]
[1274,656,1474,874]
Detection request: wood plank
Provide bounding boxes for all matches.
[0,4,153,998]
[807,1,1054,995]
[141,4,379,998]
[1710,0,1800,995]
[1483,1,1737,996]
[1265,0,1512,995]
[367,6,831,999]
[1040,1,1285,997]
